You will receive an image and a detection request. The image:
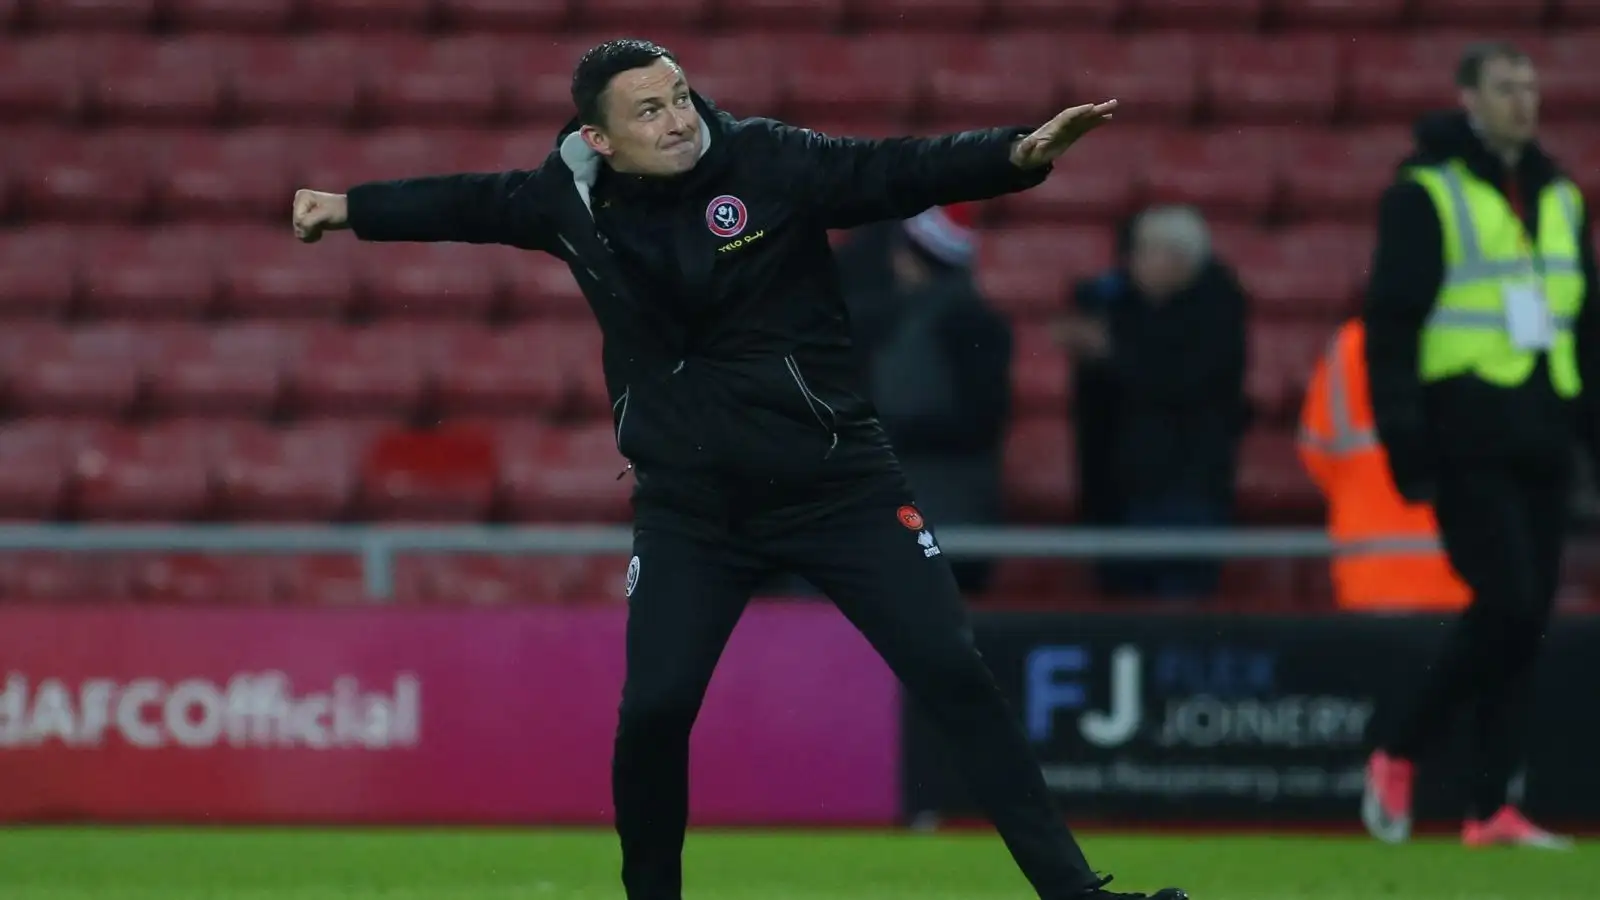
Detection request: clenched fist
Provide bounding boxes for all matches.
[292,189,349,243]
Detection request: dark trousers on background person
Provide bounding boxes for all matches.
[1377,454,1568,818]
[613,481,1097,900]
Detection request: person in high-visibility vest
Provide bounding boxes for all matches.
[1299,319,1471,611]
[1359,41,1595,850]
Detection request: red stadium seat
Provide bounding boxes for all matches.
[78,226,219,320]
[1063,36,1201,125]
[436,0,568,30]
[393,555,525,606]
[301,130,486,196]
[1236,428,1323,521]
[146,323,292,418]
[579,0,709,27]
[500,35,599,123]
[90,37,228,125]
[29,0,155,30]
[217,422,383,522]
[1542,34,1600,122]
[1003,415,1077,522]
[164,0,297,32]
[132,554,282,606]
[225,36,364,126]
[358,424,499,522]
[217,226,359,320]
[1204,35,1341,125]
[497,422,632,522]
[673,36,783,119]
[277,555,368,604]
[285,326,432,419]
[1412,0,1548,26]
[1213,224,1370,319]
[1272,0,1405,28]
[992,127,1157,225]
[302,0,433,30]
[74,426,215,521]
[502,247,591,319]
[0,553,138,602]
[926,35,1064,125]
[0,420,108,519]
[992,0,1121,27]
[5,326,144,418]
[1243,320,1335,422]
[1279,126,1412,223]
[0,38,88,124]
[1127,0,1264,29]
[711,0,845,30]
[1554,0,1600,24]
[977,226,1116,318]
[1010,323,1071,417]
[14,130,152,222]
[0,226,78,319]
[782,36,952,125]
[359,36,504,126]
[1347,33,1544,123]
[1142,130,1285,224]
[849,0,989,30]
[151,128,300,223]
[356,241,503,320]
[435,329,573,419]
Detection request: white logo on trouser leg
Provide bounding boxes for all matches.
[918,531,941,558]
[625,556,640,597]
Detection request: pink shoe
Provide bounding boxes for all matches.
[1361,751,1414,844]
[1463,807,1575,850]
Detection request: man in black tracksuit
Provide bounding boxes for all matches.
[290,40,1183,900]
[1361,43,1598,847]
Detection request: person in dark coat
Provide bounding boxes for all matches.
[1060,205,1249,598]
[847,203,1013,594]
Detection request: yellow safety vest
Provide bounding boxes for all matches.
[1410,159,1587,397]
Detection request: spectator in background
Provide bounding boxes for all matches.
[846,204,1013,594]
[1058,206,1249,599]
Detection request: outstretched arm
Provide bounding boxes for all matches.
[291,169,558,252]
[768,101,1117,231]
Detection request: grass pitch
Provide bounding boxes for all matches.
[0,827,1594,899]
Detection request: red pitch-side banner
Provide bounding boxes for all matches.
[0,602,900,825]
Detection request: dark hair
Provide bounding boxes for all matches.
[1455,41,1531,89]
[571,39,678,127]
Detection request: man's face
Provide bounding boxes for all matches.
[1129,229,1200,301]
[581,57,703,176]
[1463,56,1539,149]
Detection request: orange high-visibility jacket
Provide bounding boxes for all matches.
[1298,320,1470,611]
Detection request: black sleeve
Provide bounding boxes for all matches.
[345,170,559,252]
[1112,272,1247,409]
[761,121,1051,231]
[881,305,1014,454]
[1361,180,1444,500]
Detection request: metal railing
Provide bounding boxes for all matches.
[0,525,1333,599]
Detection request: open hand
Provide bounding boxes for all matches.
[1010,100,1118,170]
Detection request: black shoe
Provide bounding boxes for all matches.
[1077,874,1189,900]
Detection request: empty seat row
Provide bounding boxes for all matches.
[0,321,611,420]
[0,414,1322,523]
[0,417,636,522]
[5,0,1597,34]
[0,551,629,605]
[0,219,1403,326]
[5,32,1600,128]
[8,125,1596,232]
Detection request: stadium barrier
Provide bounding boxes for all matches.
[0,602,899,825]
[0,524,1334,598]
[903,611,1600,829]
